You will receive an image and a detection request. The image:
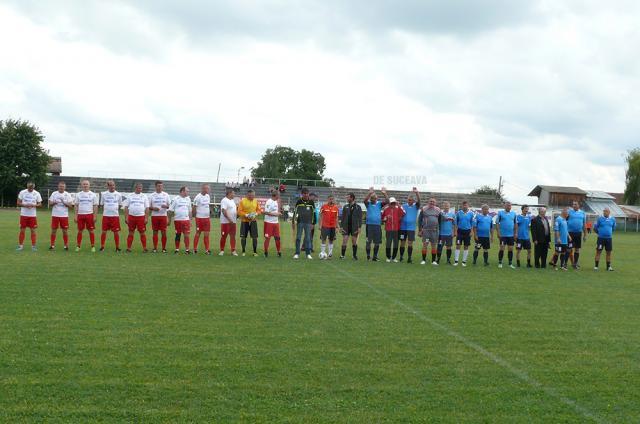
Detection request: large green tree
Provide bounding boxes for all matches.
[0,119,50,204]
[252,145,333,186]
[623,148,640,205]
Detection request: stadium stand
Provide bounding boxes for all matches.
[41,175,504,208]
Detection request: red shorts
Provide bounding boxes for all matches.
[127,215,146,232]
[264,222,280,238]
[102,216,121,232]
[221,222,236,237]
[151,216,168,231]
[51,216,69,230]
[20,216,38,229]
[175,220,191,234]
[77,214,95,231]
[195,217,211,232]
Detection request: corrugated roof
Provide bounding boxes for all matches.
[584,200,626,218]
[620,205,640,218]
[528,185,587,197]
[585,190,615,200]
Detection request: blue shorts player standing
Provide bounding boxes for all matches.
[496,201,517,269]
[567,201,587,269]
[554,207,571,271]
[594,207,615,271]
[454,200,474,267]
[514,205,532,268]
[472,204,493,266]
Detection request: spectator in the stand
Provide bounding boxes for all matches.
[279,183,286,193]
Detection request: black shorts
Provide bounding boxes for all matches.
[439,235,453,247]
[366,224,382,244]
[569,232,582,249]
[555,243,568,253]
[475,237,490,250]
[456,229,471,247]
[516,239,531,250]
[596,237,613,252]
[399,229,416,242]
[240,221,258,238]
[320,227,336,241]
[500,236,515,246]
[343,225,359,237]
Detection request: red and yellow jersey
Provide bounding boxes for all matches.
[238,198,261,222]
[320,204,339,228]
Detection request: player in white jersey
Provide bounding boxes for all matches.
[99,180,123,252]
[192,184,212,255]
[263,190,282,257]
[48,180,73,250]
[149,181,170,253]
[123,182,150,252]
[16,182,43,251]
[74,179,99,252]
[219,188,238,256]
[169,186,193,254]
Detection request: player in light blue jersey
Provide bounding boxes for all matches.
[594,207,616,271]
[472,204,493,266]
[437,201,456,264]
[495,201,517,269]
[567,201,587,269]
[454,200,474,266]
[399,187,420,263]
[553,207,571,271]
[364,187,389,261]
[514,205,532,268]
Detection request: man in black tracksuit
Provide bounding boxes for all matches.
[340,193,363,260]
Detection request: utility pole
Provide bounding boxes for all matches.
[498,176,503,197]
[216,163,221,183]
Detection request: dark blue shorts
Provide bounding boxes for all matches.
[596,238,612,252]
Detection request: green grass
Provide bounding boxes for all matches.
[1,209,639,423]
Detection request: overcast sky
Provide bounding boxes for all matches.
[1,1,638,202]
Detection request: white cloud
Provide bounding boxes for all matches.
[0,1,636,203]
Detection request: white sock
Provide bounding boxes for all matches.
[462,250,469,262]
[454,249,460,262]
[321,243,326,254]
[328,243,333,255]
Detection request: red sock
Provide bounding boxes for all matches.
[153,233,158,249]
[161,233,167,249]
[31,232,36,246]
[204,235,210,251]
[127,234,134,249]
[19,231,25,245]
[184,236,190,250]
[89,232,95,247]
[275,238,281,253]
[101,232,107,248]
[114,232,120,249]
[77,232,83,247]
[264,238,269,253]
[220,234,226,251]
[193,233,200,250]
[62,233,68,247]
[51,234,56,247]
[140,233,147,249]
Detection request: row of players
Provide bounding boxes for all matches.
[16,180,616,270]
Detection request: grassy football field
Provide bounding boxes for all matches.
[1,209,639,423]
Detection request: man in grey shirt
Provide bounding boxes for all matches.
[419,198,441,265]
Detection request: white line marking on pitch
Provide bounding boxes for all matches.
[329,264,606,424]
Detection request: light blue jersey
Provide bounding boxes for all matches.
[554,216,569,244]
[439,211,456,236]
[473,214,493,238]
[401,202,420,231]
[567,209,586,233]
[497,210,516,237]
[516,214,531,240]
[365,200,383,225]
[594,216,616,238]
[456,210,474,231]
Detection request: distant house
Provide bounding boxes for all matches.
[47,156,62,176]
[528,185,586,208]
